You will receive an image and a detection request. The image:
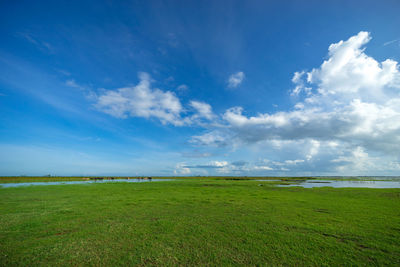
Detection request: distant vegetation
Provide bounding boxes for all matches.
[1,175,398,183]
[0,176,287,183]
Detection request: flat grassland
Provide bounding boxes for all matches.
[1,178,400,266]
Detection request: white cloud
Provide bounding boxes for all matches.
[284,159,305,165]
[95,74,216,126]
[228,71,245,88]
[174,163,191,175]
[212,160,228,167]
[306,31,400,99]
[190,101,214,120]
[195,32,400,157]
[291,71,312,97]
[383,39,399,46]
[177,160,231,174]
[190,131,230,147]
[306,140,320,161]
[177,84,188,91]
[65,79,80,88]
[330,146,400,174]
[174,147,400,175]
[253,165,274,171]
[95,72,185,126]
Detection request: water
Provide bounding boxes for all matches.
[2,178,399,189]
[278,179,400,188]
[313,176,400,181]
[0,179,172,188]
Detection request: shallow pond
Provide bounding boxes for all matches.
[0,179,172,188]
[278,179,400,188]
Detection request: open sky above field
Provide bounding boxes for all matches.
[1,0,400,176]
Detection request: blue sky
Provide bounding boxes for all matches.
[1,0,400,176]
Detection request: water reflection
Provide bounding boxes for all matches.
[278,179,400,188]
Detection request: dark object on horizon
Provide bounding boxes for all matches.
[90,177,104,181]
[137,177,152,180]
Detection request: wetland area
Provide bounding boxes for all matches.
[1,176,400,266]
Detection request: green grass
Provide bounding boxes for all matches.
[1,179,400,266]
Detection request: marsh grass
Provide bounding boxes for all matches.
[1,179,399,266]
[0,176,303,183]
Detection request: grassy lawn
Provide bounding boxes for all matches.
[1,179,400,266]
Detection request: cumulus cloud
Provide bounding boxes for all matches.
[94,74,217,126]
[174,163,191,175]
[196,32,400,158]
[95,72,184,126]
[330,146,400,174]
[291,71,313,96]
[184,161,228,169]
[190,130,230,147]
[176,160,232,175]
[175,158,319,175]
[253,165,274,171]
[228,71,245,88]
[306,31,400,99]
[190,101,214,120]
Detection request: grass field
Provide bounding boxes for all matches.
[1,178,400,266]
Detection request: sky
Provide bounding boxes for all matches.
[1,0,400,176]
